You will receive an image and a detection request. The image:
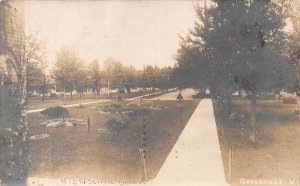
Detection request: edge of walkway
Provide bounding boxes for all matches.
[148,98,229,186]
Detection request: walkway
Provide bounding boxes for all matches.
[149,99,228,186]
[27,90,174,114]
[27,100,111,114]
[26,97,228,186]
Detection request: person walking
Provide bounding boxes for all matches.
[177,90,183,108]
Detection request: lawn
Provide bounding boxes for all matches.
[27,89,173,111]
[27,99,199,182]
[213,97,300,186]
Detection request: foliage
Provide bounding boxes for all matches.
[288,3,300,93]
[87,60,102,94]
[105,116,128,141]
[173,0,297,142]
[282,96,297,104]
[52,46,87,99]
[228,111,248,128]
[40,106,69,118]
[25,35,50,96]
[173,0,296,97]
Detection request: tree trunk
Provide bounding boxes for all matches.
[0,1,29,185]
[249,93,257,143]
[42,74,46,102]
[70,91,73,101]
[79,91,82,107]
[226,95,232,115]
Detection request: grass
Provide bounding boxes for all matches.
[213,98,300,186]
[27,89,173,111]
[27,99,199,181]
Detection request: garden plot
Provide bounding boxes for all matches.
[29,134,50,141]
[27,100,200,180]
[41,118,87,128]
[91,104,134,115]
[92,102,168,115]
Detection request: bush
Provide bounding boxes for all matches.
[128,108,151,119]
[228,111,248,128]
[40,106,69,118]
[282,96,297,104]
[105,116,128,141]
[96,104,123,114]
[50,93,57,98]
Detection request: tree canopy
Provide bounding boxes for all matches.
[173,0,296,97]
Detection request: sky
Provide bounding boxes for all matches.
[24,1,200,70]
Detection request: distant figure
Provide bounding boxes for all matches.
[177,91,183,108]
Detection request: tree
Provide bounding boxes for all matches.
[87,60,102,97]
[105,116,128,141]
[74,60,87,103]
[25,35,48,100]
[176,0,296,142]
[52,46,83,100]
[103,57,131,93]
[0,1,29,185]
[288,3,300,94]
[157,66,172,90]
[123,65,137,93]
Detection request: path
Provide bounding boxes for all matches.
[149,98,228,186]
[146,88,199,100]
[26,93,228,185]
[27,89,175,114]
[27,99,228,186]
[126,89,175,101]
[27,100,111,114]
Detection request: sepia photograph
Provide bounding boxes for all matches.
[0,0,300,185]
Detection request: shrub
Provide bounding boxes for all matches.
[96,104,124,114]
[40,106,69,118]
[128,108,151,119]
[50,93,57,98]
[228,111,248,128]
[105,116,128,141]
[282,96,297,104]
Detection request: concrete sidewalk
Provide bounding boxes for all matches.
[27,100,111,114]
[27,89,175,114]
[26,99,228,186]
[149,99,229,186]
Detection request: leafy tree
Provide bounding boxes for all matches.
[288,3,300,94]
[103,57,134,93]
[74,60,88,99]
[157,66,173,90]
[25,35,49,100]
[87,60,102,97]
[52,46,83,100]
[176,0,296,142]
[105,116,128,141]
[123,65,137,93]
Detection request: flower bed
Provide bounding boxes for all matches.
[41,118,87,128]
